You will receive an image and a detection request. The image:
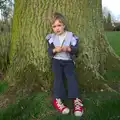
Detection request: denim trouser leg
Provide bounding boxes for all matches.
[52,59,66,99]
[64,61,79,98]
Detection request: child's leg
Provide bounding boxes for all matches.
[63,60,79,98]
[52,59,70,114]
[64,60,83,116]
[52,59,66,99]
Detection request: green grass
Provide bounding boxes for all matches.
[0,92,54,120]
[0,81,8,95]
[0,91,120,120]
[105,31,120,56]
[104,31,120,81]
[0,31,120,120]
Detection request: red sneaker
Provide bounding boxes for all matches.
[53,98,70,114]
[74,98,83,117]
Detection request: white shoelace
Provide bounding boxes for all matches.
[56,99,65,110]
[74,98,83,110]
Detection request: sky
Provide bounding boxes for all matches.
[102,0,120,21]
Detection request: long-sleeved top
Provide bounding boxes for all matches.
[46,31,79,60]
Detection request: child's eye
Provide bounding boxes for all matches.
[52,26,56,28]
[58,25,62,27]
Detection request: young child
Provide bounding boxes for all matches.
[46,12,83,117]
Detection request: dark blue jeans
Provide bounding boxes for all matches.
[52,58,79,99]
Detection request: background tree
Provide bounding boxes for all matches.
[103,16,107,30]
[106,12,113,31]
[0,0,6,9]
[0,0,13,74]
[102,7,114,31]
[0,0,13,22]
[3,0,120,97]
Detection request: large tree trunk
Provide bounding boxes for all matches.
[4,0,120,94]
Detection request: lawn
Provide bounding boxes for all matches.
[104,31,120,81]
[0,31,120,120]
[105,31,120,56]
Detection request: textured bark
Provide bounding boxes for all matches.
[0,33,10,72]
[4,0,120,94]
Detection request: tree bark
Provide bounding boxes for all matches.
[4,0,120,94]
[0,32,10,72]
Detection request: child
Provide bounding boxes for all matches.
[46,12,83,117]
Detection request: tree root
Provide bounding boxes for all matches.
[76,60,120,94]
[105,50,120,70]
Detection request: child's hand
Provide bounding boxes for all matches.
[55,46,62,53]
[62,46,71,52]
[61,46,68,52]
[67,47,71,52]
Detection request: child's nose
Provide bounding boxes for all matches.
[56,27,59,30]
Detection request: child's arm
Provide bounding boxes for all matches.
[69,34,79,57]
[46,34,56,57]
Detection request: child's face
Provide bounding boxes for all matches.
[52,19,65,35]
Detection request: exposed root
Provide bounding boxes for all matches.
[76,60,119,93]
[104,83,120,94]
[105,51,120,70]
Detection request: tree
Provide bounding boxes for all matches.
[0,0,14,22]
[102,7,114,31]
[4,0,120,96]
[106,12,113,31]
[107,13,112,23]
[0,0,6,9]
[103,16,107,30]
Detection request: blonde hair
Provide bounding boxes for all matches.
[50,12,68,30]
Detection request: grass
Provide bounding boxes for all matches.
[104,32,120,82]
[0,31,120,120]
[0,92,54,120]
[0,81,8,95]
[0,91,120,120]
[105,31,120,56]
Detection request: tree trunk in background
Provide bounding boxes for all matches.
[5,0,120,94]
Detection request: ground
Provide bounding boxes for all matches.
[0,31,120,120]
